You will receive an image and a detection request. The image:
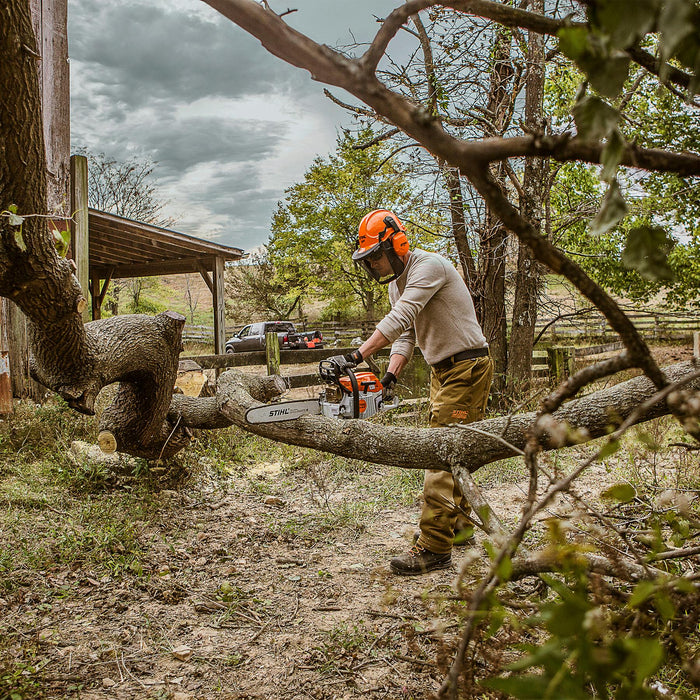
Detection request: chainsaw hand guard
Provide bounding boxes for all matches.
[320,355,353,384]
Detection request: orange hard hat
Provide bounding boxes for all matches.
[355,210,407,256]
[352,210,410,283]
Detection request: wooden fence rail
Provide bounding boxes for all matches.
[182,311,700,345]
[184,340,632,393]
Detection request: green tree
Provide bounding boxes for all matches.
[225,249,303,323]
[267,128,443,320]
[548,60,700,308]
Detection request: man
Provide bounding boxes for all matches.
[336,209,493,576]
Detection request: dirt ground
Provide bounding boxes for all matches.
[3,452,516,700]
[1,343,696,700]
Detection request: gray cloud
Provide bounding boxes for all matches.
[145,118,286,175]
[69,1,309,108]
[68,0,406,251]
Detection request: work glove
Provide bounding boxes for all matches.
[322,353,356,380]
[380,371,397,398]
[344,349,363,366]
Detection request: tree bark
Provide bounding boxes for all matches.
[474,26,513,397]
[445,167,477,285]
[169,362,700,485]
[507,0,546,397]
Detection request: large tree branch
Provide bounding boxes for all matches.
[473,133,700,176]
[171,361,700,478]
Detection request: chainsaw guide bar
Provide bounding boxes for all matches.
[244,365,400,425]
[245,399,321,424]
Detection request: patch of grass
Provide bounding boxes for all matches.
[0,454,159,589]
[0,398,96,463]
[0,641,48,700]
[188,426,301,478]
[212,582,272,626]
[620,417,700,492]
[272,499,381,542]
[50,498,147,576]
[309,620,379,673]
[474,456,527,486]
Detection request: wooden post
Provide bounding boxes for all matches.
[90,276,101,320]
[212,257,226,355]
[70,154,90,321]
[30,0,70,216]
[0,302,13,414]
[266,331,280,376]
[694,331,700,359]
[547,345,575,386]
[2,299,42,401]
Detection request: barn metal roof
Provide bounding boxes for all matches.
[88,209,244,279]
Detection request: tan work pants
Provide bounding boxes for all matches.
[416,355,493,554]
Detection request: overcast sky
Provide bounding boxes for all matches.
[68,0,404,253]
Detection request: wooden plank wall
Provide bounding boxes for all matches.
[31,0,70,215]
[6,0,70,400]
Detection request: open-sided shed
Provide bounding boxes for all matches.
[84,207,244,354]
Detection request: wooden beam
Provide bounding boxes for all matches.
[90,267,113,320]
[97,268,113,306]
[90,276,101,320]
[91,257,218,279]
[2,300,42,401]
[0,302,13,414]
[266,331,280,375]
[197,261,214,294]
[32,0,70,216]
[70,154,90,321]
[212,256,226,355]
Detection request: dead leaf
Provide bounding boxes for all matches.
[172,645,193,662]
[264,496,286,507]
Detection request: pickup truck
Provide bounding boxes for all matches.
[225,321,324,354]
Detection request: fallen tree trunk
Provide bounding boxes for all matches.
[168,361,700,475]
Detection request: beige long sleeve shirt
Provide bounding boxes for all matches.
[375,249,487,366]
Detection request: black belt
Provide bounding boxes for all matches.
[432,347,489,371]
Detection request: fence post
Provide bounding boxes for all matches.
[547,346,575,385]
[0,301,12,414]
[550,322,557,342]
[694,331,700,359]
[266,331,280,375]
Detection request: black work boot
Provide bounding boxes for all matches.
[390,544,451,576]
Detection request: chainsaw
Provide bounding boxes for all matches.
[244,358,400,424]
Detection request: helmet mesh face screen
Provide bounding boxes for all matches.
[356,245,405,284]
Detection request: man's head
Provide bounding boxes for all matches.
[352,209,409,284]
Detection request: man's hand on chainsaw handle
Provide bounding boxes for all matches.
[345,349,363,366]
[325,350,363,379]
[327,349,363,371]
[380,371,397,398]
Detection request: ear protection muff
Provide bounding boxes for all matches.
[382,215,409,257]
